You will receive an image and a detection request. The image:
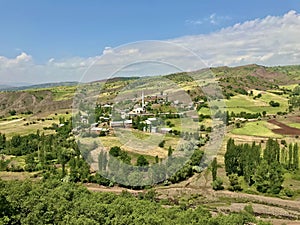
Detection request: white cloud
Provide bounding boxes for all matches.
[209,13,217,25]
[186,13,231,26]
[102,46,114,55]
[1,10,300,84]
[0,52,32,68]
[186,19,203,25]
[174,10,300,67]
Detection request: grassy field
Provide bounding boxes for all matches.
[165,118,198,132]
[24,85,76,101]
[225,91,288,114]
[198,107,211,115]
[51,86,76,101]
[0,118,55,138]
[0,112,71,138]
[287,123,300,129]
[279,84,298,90]
[283,172,300,193]
[231,120,283,138]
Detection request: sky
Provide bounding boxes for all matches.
[0,0,300,84]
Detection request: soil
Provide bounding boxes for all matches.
[268,119,300,135]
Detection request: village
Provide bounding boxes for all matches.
[75,90,204,137]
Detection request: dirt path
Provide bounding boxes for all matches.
[85,171,300,224]
[85,183,144,195]
[0,118,23,125]
[85,176,300,212]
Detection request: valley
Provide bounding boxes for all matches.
[1,64,300,224]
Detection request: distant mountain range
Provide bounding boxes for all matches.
[1,64,300,92]
[0,81,79,91]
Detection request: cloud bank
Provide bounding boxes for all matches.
[175,10,300,67]
[1,10,300,84]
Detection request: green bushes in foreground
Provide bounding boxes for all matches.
[0,179,271,225]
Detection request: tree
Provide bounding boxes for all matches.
[24,154,36,172]
[119,151,131,164]
[264,138,280,164]
[293,143,299,170]
[58,147,74,177]
[254,160,284,194]
[288,143,293,170]
[136,155,149,166]
[168,146,173,157]
[98,150,104,171]
[224,138,241,175]
[241,142,261,185]
[8,109,16,116]
[109,146,121,157]
[0,133,6,150]
[11,135,21,148]
[158,140,165,148]
[211,157,217,181]
[269,100,280,107]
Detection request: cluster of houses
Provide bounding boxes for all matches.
[75,91,203,136]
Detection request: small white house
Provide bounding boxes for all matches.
[160,127,172,134]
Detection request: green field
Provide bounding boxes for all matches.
[225,92,288,114]
[50,86,77,101]
[287,123,300,129]
[0,112,71,138]
[231,120,283,138]
[24,85,77,101]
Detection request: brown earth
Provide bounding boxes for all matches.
[288,115,300,123]
[0,90,72,116]
[268,119,300,135]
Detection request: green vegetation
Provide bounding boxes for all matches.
[231,121,282,138]
[0,179,272,225]
[225,92,288,114]
[225,138,299,195]
[2,64,300,223]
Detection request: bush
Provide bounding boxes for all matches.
[284,188,295,197]
[228,174,243,192]
[269,100,280,107]
[212,177,224,190]
[8,109,17,116]
[109,146,121,157]
[158,140,165,148]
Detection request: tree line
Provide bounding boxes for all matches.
[224,138,299,194]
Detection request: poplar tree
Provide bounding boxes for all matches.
[288,143,293,170]
[293,143,299,170]
[211,157,217,181]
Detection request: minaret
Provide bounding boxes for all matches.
[142,90,145,108]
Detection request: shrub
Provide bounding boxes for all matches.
[212,177,224,190]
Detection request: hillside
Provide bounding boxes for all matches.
[0,64,299,117]
[1,63,300,225]
[0,90,73,116]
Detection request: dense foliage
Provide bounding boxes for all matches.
[0,179,271,225]
[225,138,299,195]
[225,138,286,194]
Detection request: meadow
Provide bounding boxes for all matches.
[231,120,283,138]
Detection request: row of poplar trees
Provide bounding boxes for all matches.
[225,138,299,194]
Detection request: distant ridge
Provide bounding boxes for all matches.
[0,77,141,91]
[0,81,79,91]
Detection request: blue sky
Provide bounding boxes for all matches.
[0,1,300,84]
[0,0,299,62]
